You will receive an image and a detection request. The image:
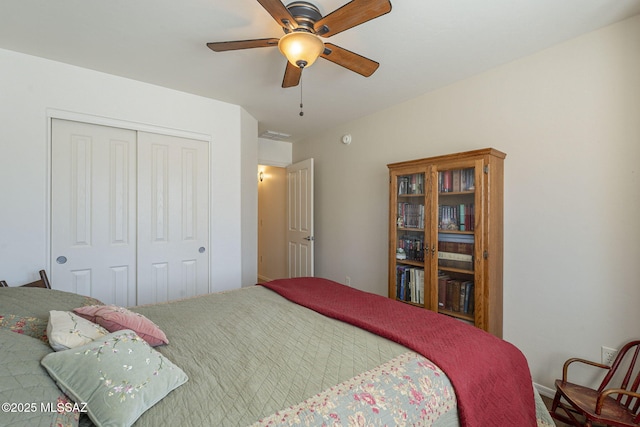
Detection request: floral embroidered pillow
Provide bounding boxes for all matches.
[73,305,168,346]
[0,314,49,342]
[41,329,188,427]
[47,310,109,351]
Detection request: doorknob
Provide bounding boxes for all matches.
[56,256,68,264]
[303,236,314,241]
[199,247,206,253]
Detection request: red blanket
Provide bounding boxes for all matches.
[261,277,536,427]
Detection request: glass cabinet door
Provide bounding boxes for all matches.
[394,172,426,306]
[435,166,478,323]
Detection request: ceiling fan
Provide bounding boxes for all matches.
[207,0,392,88]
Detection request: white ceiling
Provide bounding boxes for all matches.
[2,0,639,142]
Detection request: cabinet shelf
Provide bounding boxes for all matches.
[437,266,474,275]
[438,308,475,322]
[396,259,425,268]
[438,230,474,235]
[438,191,474,196]
[388,148,505,337]
[399,300,423,308]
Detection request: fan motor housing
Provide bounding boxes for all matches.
[286,1,322,31]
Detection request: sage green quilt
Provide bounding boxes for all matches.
[0,286,554,427]
[131,286,417,426]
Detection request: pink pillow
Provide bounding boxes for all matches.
[73,305,168,346]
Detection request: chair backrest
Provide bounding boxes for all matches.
[600,340,640,419]
[21,270,51,289]
[0,270,51,289]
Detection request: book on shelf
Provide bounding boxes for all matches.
[452,171,460,194]
[398,235,425,262]
[438,203,474,231]
[438,273,449,309]
[438,251,472,261]
[438,251,473,270]
[396,266,424,304]
[438,168,475,193]
[441,170,452,192]
[396,266,405,300]
[416,268,424,305]
[398,174,424,195]
[463,281,474,314]
[465,203,475,231]
[398,177,407,195]
[397,202,424,229]
[438,275,474,315]
[438,240,473,255]
[438,232,474,243]
[451,280,461,312]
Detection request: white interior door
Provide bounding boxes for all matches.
[136,132,209,304]
[51,119,137,306]
[286,158,314,277]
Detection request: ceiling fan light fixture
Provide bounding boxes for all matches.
[278,31,324,68]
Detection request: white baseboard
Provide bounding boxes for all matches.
[534,382,556,399]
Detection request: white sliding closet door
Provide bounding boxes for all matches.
[51,120,209,306]
[51,120,137,306]
[136,132,209,305]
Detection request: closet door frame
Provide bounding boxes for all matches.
[46,109,212,302]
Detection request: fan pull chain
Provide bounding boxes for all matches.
[299,70,304,117]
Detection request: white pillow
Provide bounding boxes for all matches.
[46,310,108,351]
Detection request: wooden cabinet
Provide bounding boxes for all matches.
[387,148,505,337]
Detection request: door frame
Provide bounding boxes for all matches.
[45,109,212,292]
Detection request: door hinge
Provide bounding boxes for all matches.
[483,250,489,259]
[484,165,489,174]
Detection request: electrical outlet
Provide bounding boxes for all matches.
[345,276,351,286]
[601,346,618,366]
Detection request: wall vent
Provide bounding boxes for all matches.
[259,130,291,141]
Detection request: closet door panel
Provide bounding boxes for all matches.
[137,132,209,305]
[51,119,137,306]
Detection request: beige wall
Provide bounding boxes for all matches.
[293,15,640,393]
[258,165,287,282]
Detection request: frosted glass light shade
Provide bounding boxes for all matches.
[278,31,324,68]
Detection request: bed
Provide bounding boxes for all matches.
[0,277,554,427]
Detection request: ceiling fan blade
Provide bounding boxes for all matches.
[207,38,280,52]
[321,43,379,77]
[314,0,392,37]
[282,61,302,88]
[256,0,299,30]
